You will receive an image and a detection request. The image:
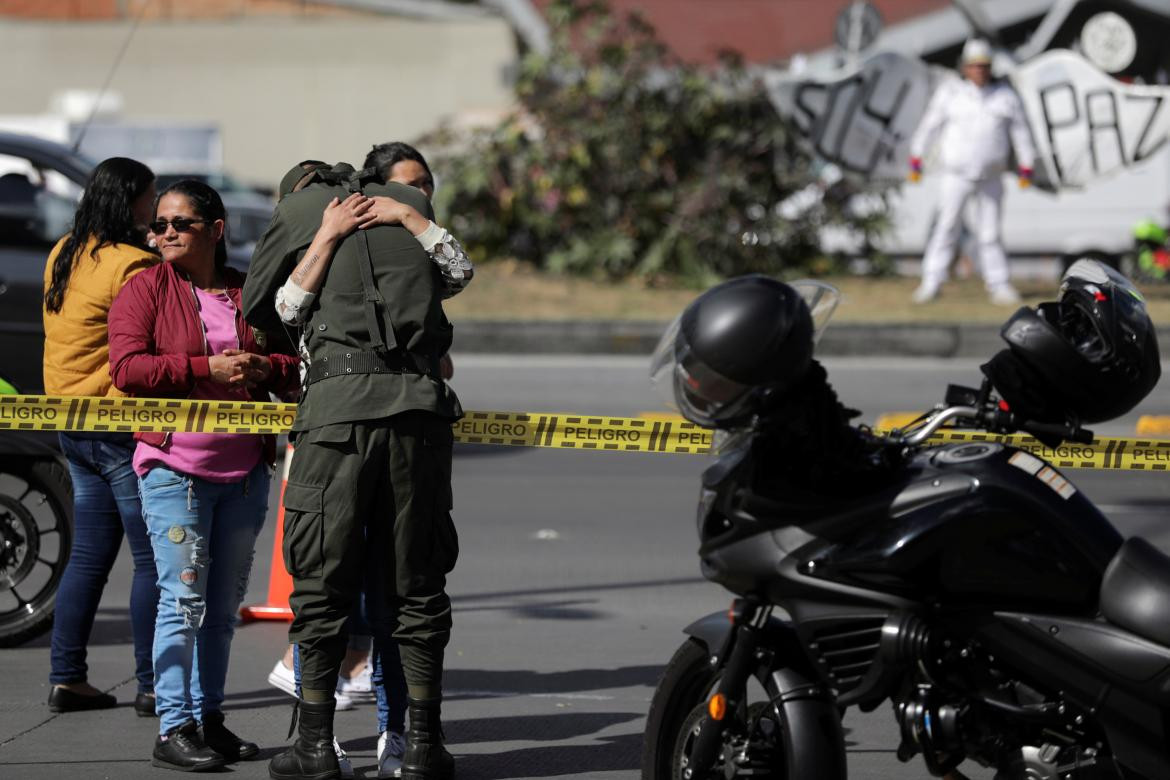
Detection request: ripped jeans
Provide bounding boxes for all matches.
[141,463,269,734]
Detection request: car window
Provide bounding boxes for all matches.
[227,210,270,246]
[0,153,81,248]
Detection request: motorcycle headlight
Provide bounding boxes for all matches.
[696,487,718,537]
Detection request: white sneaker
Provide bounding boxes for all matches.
[989,284,1022,305]
[334,737,355,780]
[267,659,354,710]
[337,661,375,702]
[377,730,405,778]
[267,660,296,696]
[911,283,940,304]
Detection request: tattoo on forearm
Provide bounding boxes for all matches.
[291,253,320,285]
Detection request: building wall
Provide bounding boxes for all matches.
[530,0,951,64]
[0,0,119,19]
[0,0,361,19]
[0,15,516,185]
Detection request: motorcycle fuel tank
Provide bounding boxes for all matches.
[806,442,1123,612]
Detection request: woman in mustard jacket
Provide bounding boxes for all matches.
[42,157,160,716]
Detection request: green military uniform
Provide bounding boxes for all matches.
[242,164,461,700]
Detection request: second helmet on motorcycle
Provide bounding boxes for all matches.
[983,259,1161,424]
[650,275,816,428]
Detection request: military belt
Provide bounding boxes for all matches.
[306,351,429,385]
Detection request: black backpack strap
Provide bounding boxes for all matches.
[346,168,396,354]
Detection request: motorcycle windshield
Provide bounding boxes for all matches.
[649,279,841,413]
[792,279,841,344]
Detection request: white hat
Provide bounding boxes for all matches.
[961,38,993,65]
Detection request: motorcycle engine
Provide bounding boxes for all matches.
[894,684,965,775]
[995,744,1114,780]
[894,689,1112,779]
[892,648,1117,780]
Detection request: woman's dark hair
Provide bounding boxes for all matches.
[157,179,229,272]
[44,156,155,312]
[363,141,433,188]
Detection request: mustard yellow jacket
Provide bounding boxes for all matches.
[42,235,158,397]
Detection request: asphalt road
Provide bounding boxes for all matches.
[1,356,1167,779]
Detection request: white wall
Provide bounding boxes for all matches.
[0,15,517,186]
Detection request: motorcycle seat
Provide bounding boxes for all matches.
[1100,537,1170,648]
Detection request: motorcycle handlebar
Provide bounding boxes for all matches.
[896,405,1094,446]
[1017,419,1095,445]
[974,406,1095,444]
[899,406,978,445]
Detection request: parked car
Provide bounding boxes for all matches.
[0,132,88,645]
[0,131,93,394]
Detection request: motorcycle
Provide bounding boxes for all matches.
[642,275,1167,780]
[0,376,73,647]
[1130,219,1170,284]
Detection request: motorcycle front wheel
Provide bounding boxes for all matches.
[0,458,72,647]
[643,638,718,779]
[642,636,791,780]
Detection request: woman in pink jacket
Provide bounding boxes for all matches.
[108,179,299,773]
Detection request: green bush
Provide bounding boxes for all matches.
[427,0,889,284]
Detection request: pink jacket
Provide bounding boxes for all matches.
[108,261,300,464]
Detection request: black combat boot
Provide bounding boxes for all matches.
[201,710,259,762]
[401,697,455,780]
[268,699,340,780]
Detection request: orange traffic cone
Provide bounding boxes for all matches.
[240,443,295,621]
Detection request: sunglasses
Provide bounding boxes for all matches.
[148,218,210,234]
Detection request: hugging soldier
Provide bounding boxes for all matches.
[242,162,463,780]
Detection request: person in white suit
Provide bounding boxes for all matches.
[908,38,1036,305]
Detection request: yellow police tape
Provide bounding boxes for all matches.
[0,395,298,436]
[1,395,1167,471]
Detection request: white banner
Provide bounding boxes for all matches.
[1012,49,1170,189]
[768,49,1170,192]
[764,52,936,182]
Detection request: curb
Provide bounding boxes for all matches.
[454,320,670,356]
[454,321,1170,358]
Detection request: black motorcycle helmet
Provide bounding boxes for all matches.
[982,259,1161,424]
[650,275,816,428]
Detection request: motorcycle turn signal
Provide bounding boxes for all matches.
[707,693,727,721]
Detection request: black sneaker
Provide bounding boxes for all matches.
[201,710,259,762]
[152,720,225,772]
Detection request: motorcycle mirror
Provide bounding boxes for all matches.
[944,384,981,407]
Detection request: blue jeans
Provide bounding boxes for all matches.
[50,433,157,694]
[141,463,269,734]
[293,594,408,735]
[371,634,408,735]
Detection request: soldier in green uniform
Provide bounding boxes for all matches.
[242,162,462,780]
